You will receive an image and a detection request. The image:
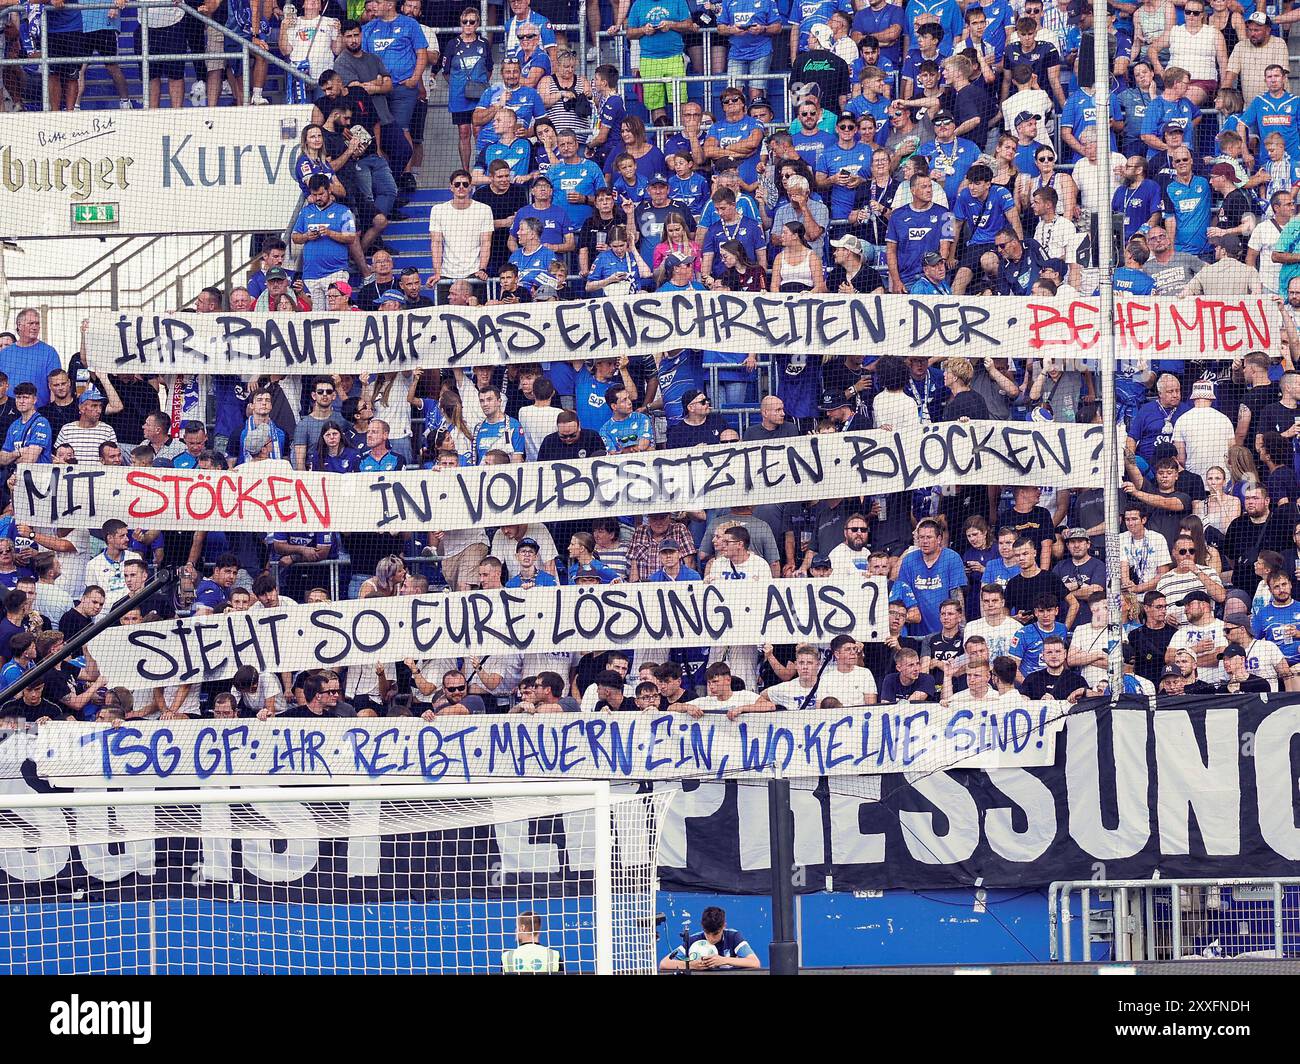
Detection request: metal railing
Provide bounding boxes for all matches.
[0,0,313,109]
[1050,878,1300,962]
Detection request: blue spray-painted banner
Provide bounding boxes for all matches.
[37,703,1067,786]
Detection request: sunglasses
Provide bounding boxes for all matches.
[847,526,869,533]
[1185,7,1203,13]
[1176,548,1196,555]
[994,240,1013,250]
[316,388,335,396]
[1036,154,1054,162]
[461,17,478,24]
[451,179,471,188]
[444,684,468,693]
[692,396,711,404]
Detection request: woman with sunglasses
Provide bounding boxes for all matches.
[1177,514,1226,574]
[1148,1,1229,107]
[514,24,551,88]
[1016,144,1077,232]
[538,48,592,147]
[442,5,493,170]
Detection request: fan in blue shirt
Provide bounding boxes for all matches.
[1242,77,1300,159]
[917,125,980,202]
[895,522,968,634]
[851,0,906,64]
[1162,173,1212,256]
[1140,94,1198,158]
[885,188,954,285]
[1252,577,1300,663]
[599,383,653,451]
[1009,603,1069,676]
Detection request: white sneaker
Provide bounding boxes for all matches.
[188,80,206,106]
[586,45,599,63]
[118,99,134,109]
[250,91,269,105]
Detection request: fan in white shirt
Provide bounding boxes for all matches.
[944,659,1001,708]
[679,664,762,720]
[963,586,1023,661]
[705,526,772,582]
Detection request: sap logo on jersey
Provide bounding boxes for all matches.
[50,996,152,1044]
[908,227,933,240]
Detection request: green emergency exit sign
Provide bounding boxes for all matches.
[70,203,118,225]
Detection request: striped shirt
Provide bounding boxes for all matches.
[54,421,117,465]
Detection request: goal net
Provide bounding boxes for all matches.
[0,782,671,975]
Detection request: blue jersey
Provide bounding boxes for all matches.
[293,201,355,279]
[1162,177,1212,256]
[1243,90,1300,158]
[1118,86,1158,147]
[358,449,405,472]
[655,349,704,422]
[1253,600,1300,662]
[362,14,424,82]
[904,0,964,46]
[702,218,767,276]
[721,0,781,60]
[600,412,653,453]
[822,142,873,219]
[669,928,755,962]
[547,159,606,226]
[886,204,954,284]
[1113,179,1162,242]
[1127,399,1190,463]
[976,0,1014,57]
[1141,96,1198,156]
[510,204,571,250]
[916,138,980,203]
[628,0,691,57]
[954,184,1014,246]
[896,547,968,634]
[589,249,647,292]
[1060,89,1115,157]
[485,138,533,181]
[1113,267,1156,295]
[790,128,837,177]
[508,246,558,290]
[475,85,545,151]
[2,413,51,463]
[669,172,710,215]
[1009,621,1069,676]
[474,416,525,461]
[705,117,765,184]
[575,370,616,432]
[590,93,628,166]
[790,0,850,49]
[851,1,906,64]
[773,354,822,419]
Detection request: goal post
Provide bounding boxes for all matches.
[0,782,672,975]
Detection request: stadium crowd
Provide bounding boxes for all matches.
[5,0,1300,722]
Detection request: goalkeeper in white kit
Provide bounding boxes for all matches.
[502,912,564,973]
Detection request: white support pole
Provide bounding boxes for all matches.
[592,780,615,975]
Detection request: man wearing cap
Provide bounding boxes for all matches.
[1012,111,1046,174]
[917,110,980,204]
[909,249,953,294]
[657,254,706,292]
[1172,377,1236,481]
[826,235,884,294]
[1168,589,1228,680]
[252,267,294,312]
[704,90,765,185]
[819,112,873,224]
[666,387,725,449]
[326,282,358,312]
[635,177,680,267]
[1053,528,1105,628]
[1226,12,1290,105]
[504,537,560,588]
[1217,643,1273,692]
[629,514,696,580]
[54,386,117,466]
[1241,62,1300,159]
[647,539,702,582]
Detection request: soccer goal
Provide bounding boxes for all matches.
[0,781,671,975]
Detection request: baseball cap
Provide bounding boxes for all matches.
[681,388,708,408]
[831,234,865,255]
[330,280,354,298]
[515,537,540,552]
[1223,644,1246,659]
[1044,257,1068,276]
[1211,162,1239,182]
[1161,120,1187,135]
[265,266,289,282]
[1223,608,1250,628]
[1160,665,1184,680]
[663,253,692,271]
[658,541,681,553]
[648,174,669,187]
[1212,232,1243,257]
[1191,378,1216,401]
[78,386,105,406]
[748,95,772,114]
[1248,10,1270,24]
[819,390,852,413]
[933,109,955,125]
[810,554,832,570]
[1182,590,1213,606]
[1014,110,1037,127]
[922,250,944,266]
[1064,528,1090,542]
[575,563,615,583]
[378,288,406,304]
[809,23,833,46]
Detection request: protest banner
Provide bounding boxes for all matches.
[86,577,888,686]
[86,293,1280,375]
[14,421,1105,533]
[1,106,311,239]
[35,700,1067,786]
